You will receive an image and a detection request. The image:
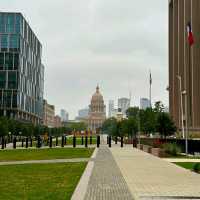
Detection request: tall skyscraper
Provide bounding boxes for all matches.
[0,12,44,124]
[169,0,200,131]
[60,109,68,122]
[108,100,114,118]
[118,98,130,116]
[140,98,151,110]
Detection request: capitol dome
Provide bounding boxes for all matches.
[91,85,104,103]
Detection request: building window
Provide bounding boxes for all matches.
[12,91,17,108]
[8,71,17,89]
[0,71,6,89]
[6,14,14,33]
[15,14,21,34]
[1,35,8,51]
[0,53,4,70]
[9,35,19,51]
[5,53,13,70]
[14,53,19,70]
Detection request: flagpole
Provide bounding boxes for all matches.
[149,70,152,108]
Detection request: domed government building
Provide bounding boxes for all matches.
[86,85,106,132]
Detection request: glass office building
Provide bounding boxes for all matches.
[0,12,44,124]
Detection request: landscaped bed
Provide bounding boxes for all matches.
[0,162,86,200]
[0,148,94,161]
[174,162,200,173]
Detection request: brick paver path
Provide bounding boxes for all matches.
[84,144,134,200]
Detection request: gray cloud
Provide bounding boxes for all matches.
[1,0,168,118]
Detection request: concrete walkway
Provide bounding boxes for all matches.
[110,145,200,200]
[0,158,90,166]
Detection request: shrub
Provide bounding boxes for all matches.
[193,163,200,173]
[162,143,181,156]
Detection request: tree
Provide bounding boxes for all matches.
[154,101,165,113]
[156,112,176,138]
[0,117,8,137]
[126,107,139,118]
[102,118,118,136]
[121,117,138,138]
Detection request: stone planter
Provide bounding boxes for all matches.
[151,148,165,158]
[137,144,143,150]
[143,145,152,153]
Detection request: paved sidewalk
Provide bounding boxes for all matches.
[163,158,200,163]
[0,158,89,166]
[110,146,200,200]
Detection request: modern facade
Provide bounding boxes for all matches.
[43,100,55,128]
[169,0,200,131]
[86,85,106,131]
[108,100,114,118]
[140,98,151,110]
[60,109,68,122]
[118,98,130,116]
[0,12,44,124]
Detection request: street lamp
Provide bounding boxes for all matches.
[177,75,185,139]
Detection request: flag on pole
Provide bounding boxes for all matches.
[150,71,152,85]
[187,22,194,46]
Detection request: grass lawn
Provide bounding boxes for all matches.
[0,148,94,161]
[0,162,86,200]
[174,162,197,170]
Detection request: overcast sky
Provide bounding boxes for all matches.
[1,0,168,119]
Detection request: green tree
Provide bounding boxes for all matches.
[0,117,8,137]
[121,117,138,138]
[126,107,139,118]
[102,118,118,136]
[156,112,176,138]
[154,101,165,113]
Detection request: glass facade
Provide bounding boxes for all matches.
[0,12,44,124]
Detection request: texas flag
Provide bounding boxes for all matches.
[187,22,194,46]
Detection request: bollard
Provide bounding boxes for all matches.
[97,135,100,148]
[121,136,123,148]
[90,136,92,145]
[64,136,67,145]
[30,137,33,147]
[115,137,117,144]
[22,138,24,148]
[73,136,76,148]
[49,136,52,148]
[4,138,6,148]
[81,136,84,145]
[37,136,41,148]
[56,137,58,146]
[61,136,64,147]
[13,137,16,149]
[1,137,4,149]
[85,136,88,148]
[109,136,111,148]
[25,137,28,148]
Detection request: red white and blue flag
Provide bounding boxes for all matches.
[187,22,194,46]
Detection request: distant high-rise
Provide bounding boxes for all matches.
[108,100,114,118]
[78,107,89,118]
[140,98,151,110]
[60,109,68,122]
[169,0,200,131]
[0,12,44,124]
[118,98,130,116]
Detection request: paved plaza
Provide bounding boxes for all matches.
[74,135,200,200]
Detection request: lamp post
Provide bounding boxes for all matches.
[177,75,188,154]
[177,75,185,139]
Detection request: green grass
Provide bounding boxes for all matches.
[174,162,197,170]
[0,148,94,161]
[0,162,86,200]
